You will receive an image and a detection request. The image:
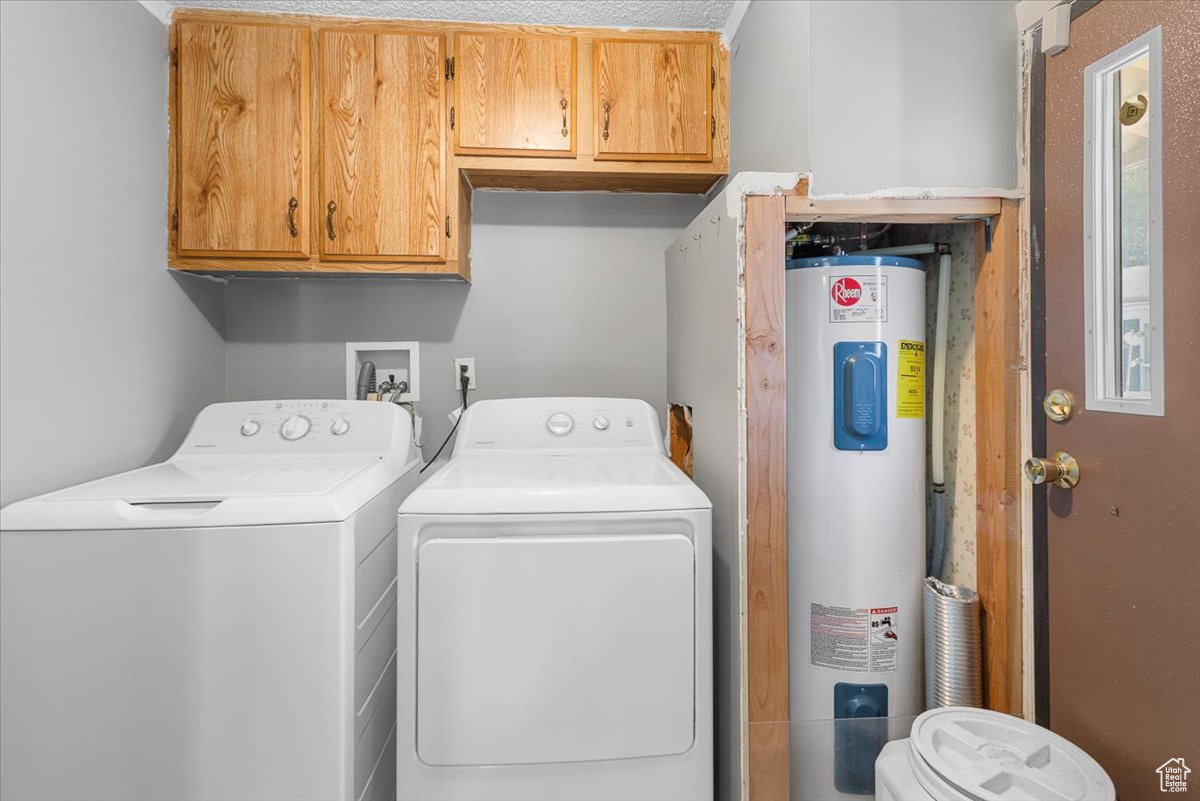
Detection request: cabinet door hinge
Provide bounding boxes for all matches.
[445,56,455,81]
[450,106,455,130]
[711,117,716,139]
[170,48,178,68]
[711,66,715,89]
[172,209,179,231]
[445,215,451,238]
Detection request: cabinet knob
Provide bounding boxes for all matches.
[326,200,337,241]
[286,197,299,237]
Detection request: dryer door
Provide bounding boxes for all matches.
[416,528,695,766]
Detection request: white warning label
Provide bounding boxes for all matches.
[869,606,899,672]
[829,275,888,323]
[810,602,899,673]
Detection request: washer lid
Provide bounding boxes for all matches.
[0,455,401,531]
[910,707,1116,801]
[46,456,378,502]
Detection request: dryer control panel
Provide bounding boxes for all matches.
[454,398,664,454]
[174,400,413,459]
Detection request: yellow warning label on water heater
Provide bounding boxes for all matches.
[897,340,926,418]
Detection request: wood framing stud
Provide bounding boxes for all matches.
[974,199,1024,715]
[785,196,1002,223]
[744,194,790,800]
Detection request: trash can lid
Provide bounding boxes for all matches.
[908,707,1116,801]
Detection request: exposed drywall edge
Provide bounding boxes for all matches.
[1018,26,1038,724]
[723,171,805,217]
[733,186,750,801]
[139,0,172,24]
[721,0,751,47]
[809,185,1026,201]
[1016,0,1065,32]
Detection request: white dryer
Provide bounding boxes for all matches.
[397,397,713,801]
[0,400,421,801]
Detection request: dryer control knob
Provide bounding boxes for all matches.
[240,420,260,436]
[330,418,350,436]
[593,416,610,431]
[280,415,311,441]
[546,412,574,437]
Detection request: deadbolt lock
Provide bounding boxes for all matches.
[1043,388,1076,422]
[1024,451,1080,489]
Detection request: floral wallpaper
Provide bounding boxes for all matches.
[892,224,978,589]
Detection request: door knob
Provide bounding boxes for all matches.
[1024,451,1080,489]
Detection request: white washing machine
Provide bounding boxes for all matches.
[396,397,713,800]
[0,400,422,801]
[875,708,1116,801]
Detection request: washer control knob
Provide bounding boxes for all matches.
[280,415,311,441]
[240,420,260,437]
[330,418,350,436]
[546,412,574,437]
[593,416,610,431]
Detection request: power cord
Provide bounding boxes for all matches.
[420,365,470,473]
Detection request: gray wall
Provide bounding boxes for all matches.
[666,191,745,801]
[224,191,706,455]
[730,0,811,175]
[0,1,226,506]
[728,0,1019,193]
[808,0,1019,193]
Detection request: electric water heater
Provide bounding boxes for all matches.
[786,255,926,797]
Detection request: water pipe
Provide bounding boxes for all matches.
[929,246,951,580]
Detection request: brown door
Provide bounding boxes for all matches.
[593,39,712,162]
[1041,2,1200,797]
[319,30,445,261]
[176,21,309,257]
[454,33,576,157]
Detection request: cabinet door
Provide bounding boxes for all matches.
[320,30,445,261]
[594,39,712,162]
[177,21,309,256]
[454,33,576,157]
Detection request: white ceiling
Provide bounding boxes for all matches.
[164,0,737,31]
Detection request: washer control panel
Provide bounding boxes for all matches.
[177,400,410,457]
[456,397,664,453]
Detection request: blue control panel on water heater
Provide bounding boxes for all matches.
[834,342,887,451]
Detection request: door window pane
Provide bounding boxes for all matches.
[1117,57,1150,397]
[1083,28,1163,416]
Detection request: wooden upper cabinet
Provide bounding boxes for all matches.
[320,30,446,261]
[454,33,576,157]
[594,39,713,162]
[176,21,310,256]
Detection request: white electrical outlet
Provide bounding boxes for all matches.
[453,358,477,390]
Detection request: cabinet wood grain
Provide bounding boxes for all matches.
[319,29,445,261]
[167,9,729,278]
[594,39,712,162]
[177,21,309,256]
[455,33,576,157]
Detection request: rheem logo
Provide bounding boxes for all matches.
[832,277,862,306]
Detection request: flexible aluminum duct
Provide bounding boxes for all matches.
[923,577,983,708]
